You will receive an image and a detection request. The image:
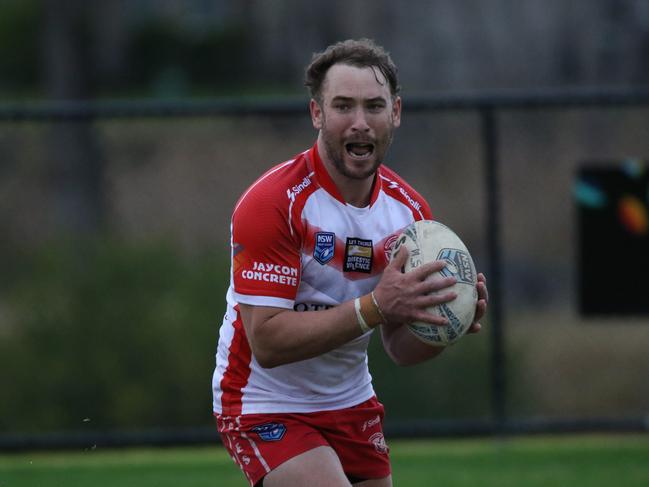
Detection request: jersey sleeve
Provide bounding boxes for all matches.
[231,180,302,309]
[379,165,433,221]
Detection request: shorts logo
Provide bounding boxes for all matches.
[251,422,286,442]
[368,432,389,454]
[344,237,373,273]
[361,415,381,432]
[314,232,335,265]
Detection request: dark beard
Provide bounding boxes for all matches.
[321,126,394,181]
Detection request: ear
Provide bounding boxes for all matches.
[391,96,402,128]
[310,99,323,130]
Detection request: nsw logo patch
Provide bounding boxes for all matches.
[437,248,475,284]
[251,422,286,442]
[314,232,335,265]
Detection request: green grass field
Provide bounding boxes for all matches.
[1,434,648,486]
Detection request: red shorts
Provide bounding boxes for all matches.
[215,396,391,486]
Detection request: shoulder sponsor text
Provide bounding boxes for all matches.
[240,261,299,287]
[286,176,312,202]
[387,179,422,212]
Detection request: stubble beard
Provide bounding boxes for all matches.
[321,123,395,181]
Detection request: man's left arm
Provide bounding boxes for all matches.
[380,273,488,366]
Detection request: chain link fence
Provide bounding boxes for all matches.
[2,89,649,450]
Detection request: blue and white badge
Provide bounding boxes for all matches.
[314,232,335,265]
[438,248,475,284]
[251,422,287,442]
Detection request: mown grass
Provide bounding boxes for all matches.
[1,434,648,486]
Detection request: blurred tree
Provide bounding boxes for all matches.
[0,0,40,93]
[126,16,250,96]
[0,240,227,432]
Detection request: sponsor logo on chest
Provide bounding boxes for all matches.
[344,237,373,273]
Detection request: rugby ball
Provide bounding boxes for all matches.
[391,220,478,346]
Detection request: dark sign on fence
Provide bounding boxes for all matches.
[576,161,649,315]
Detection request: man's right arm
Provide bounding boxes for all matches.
[240,248,457,368]
[239,300,364,368]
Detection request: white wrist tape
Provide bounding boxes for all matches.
[354,297,371,334]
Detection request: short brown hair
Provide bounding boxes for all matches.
[304,38,400,102]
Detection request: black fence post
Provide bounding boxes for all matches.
[480,107,506,431]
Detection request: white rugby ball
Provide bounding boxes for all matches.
[392,220,478,346]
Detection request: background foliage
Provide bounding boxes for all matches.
[0,239,227,433]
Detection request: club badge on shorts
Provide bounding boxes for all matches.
[368,432,389,454]
[251,422,286,442]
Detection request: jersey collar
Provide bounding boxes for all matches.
[307,142,383,207]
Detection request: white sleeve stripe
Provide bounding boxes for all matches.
[233,292,294,309]
[288,194,295,237]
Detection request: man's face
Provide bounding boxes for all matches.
[310,63,401,181]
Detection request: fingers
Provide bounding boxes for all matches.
[476,273,488,303]
[410,311,450,327]
[399,271,489,335]
[389,245,409,271]
[472,297,487,324]
[390,248,451,282]
[379,257,487,330]
[466,322,482,334]
[415,289,457,308]
[411,259,448,281]
[419,274,456,293]
[469,272,488,332]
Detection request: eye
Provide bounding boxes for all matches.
[334,103,350,112]
[367,102,386,112]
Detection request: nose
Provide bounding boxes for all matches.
[350,108,370,133]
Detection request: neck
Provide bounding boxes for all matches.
[343,181,373,207]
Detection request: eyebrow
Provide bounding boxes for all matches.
[366,97,387,104]
[331,96,387,104]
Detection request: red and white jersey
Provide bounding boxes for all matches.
[212,143,432,415]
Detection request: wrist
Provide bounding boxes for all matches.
[354,292,386,334]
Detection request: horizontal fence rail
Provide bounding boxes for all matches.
[2,87,649,122]
[2,417,648,452]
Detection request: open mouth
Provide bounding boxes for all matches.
[345,142,375,159]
